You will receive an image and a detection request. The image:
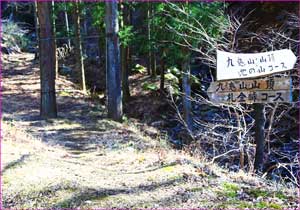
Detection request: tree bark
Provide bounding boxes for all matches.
[254,103,266,172]
[120,3,130,103]
[9,3,16,21]
[51,1,58,79]
[121,45,130,103]
[64,1,71,48]
[182,58,192,131]
[33,1,39,60]
[73,1,86,92]
[160,50,165,92]
[146,1,151,75]
[151,50,156,78]
[105,1,123,121]
[37,2,57,118]
[149,3,157,78]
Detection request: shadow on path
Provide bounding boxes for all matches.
[2,154,30,174]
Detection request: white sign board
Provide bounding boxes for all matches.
[217,49,297,81]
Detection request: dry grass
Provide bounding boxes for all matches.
[3,120,298,209]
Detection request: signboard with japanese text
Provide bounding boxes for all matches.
[207,77,292,103]
[207,78,290,93]
[208,90,291,104]
[217,49,296,81]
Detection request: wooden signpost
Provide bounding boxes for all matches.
[207,49,296,172]
[208,49,296,104]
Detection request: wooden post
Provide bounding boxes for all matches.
[254,103,266,172]
[235,109,244,170]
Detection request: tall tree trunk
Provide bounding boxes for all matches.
[83,7,88,56]
[51,1,58,78]
[98,26,105,62]
[105,1,123,121]
[181,2,192,131]
[73,1,86,92]
[121,46,130,103]
[149,4,157,78]
[64,1,71,48]
[33,1,39,60]
[146,1,151,75]
[121,3,130,103]
[151,51,156,77]
[160,50,165,92]
[254,103,266,172]
[9,3,16,21]
[37,2,57,118]
[182,58,192,131]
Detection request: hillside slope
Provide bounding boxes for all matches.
[1,53,298,209]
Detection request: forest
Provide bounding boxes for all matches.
[1,1,299,209]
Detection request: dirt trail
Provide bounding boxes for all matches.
[1,53,298,208]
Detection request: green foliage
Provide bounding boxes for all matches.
[225,191,237,198]
[119,4,136,47]
[222,182,239,198]
[53,2,76,39]
[91,2,135,46]
[122,115,129,123]
[164,68,180,96]
[162,165,176,172]
[248,189,269,198]
[268,203,283,209]
[223,182,239,191]
[58,91,71,97]
[190,74,200,85]
[158,2,228,43]
[275,192,287,200]
[169,66,181,76]
[119,25,135,47]
[255,201,282,209]
[132,2,229,82]
[91,3,105,28]
[142,82,159,91]
[237,201,254,208]
[2,20,30,51]
[132,64,147,74]
[247,189,288,200]
[164,72,179,84]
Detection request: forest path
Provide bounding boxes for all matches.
[2,53,297,208]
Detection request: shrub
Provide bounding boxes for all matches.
[2,20,30,53]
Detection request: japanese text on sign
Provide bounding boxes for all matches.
[207,78,290,93]
[217,49,296,80]
[208,90,291,104]
[207,77,292,104]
